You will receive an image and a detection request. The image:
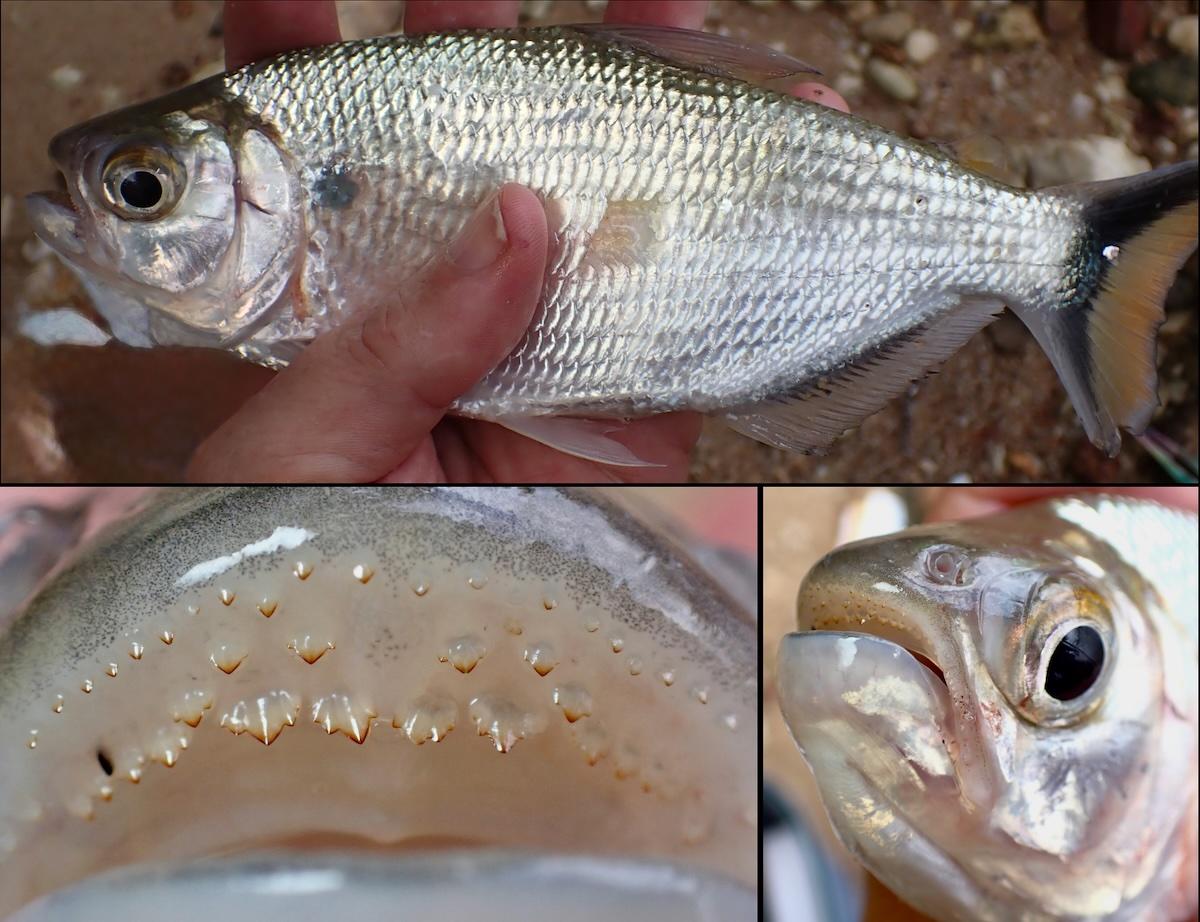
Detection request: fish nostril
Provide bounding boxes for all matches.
[96,748,114,776]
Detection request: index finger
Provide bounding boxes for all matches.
[604,0,708,29]
[224,0,342,71]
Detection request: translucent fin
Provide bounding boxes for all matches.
[933,135,1024,186]
[723,297,1005,453]
[1013,161,1198,456]
[494,416,662,468]
[572,24,821,82]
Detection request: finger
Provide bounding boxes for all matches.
[188,185,549,482]
[788,81,850,113]
[603,0,708,29]
[925,486,1199,523]
[404,0,520,33]
[224,0,341,70]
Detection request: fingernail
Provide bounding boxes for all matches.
[448,190,509,272]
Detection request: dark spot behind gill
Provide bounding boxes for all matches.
[312,164,359,210]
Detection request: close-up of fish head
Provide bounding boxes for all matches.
[0,487,756,920]
[24,81,300,352]
[777,497,1198,921]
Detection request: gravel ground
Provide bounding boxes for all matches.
[1,0,1195,482]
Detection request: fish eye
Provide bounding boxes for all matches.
[1044,625,1104,701]
[120,170,162,208]
[100,147,182,220]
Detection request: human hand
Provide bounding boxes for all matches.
[192,1,847,483]
[925,486,1198,522]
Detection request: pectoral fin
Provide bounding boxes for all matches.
[495,416,662,468]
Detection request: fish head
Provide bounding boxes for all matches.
[25,81,301,349]
[777,509,1195,921]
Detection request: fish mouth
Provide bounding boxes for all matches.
[0,488,756,918]
[25,187,86,258]
[9,850,753,921]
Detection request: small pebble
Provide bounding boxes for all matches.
[1039,0,1085,37]
[1093,73,1127,103]
[861,10,913,44]
[843,0,878,25]
[951,19,974,42]
[1128,57,1199,107]
[1166,15,1199,60]
[520,0,551,20]
[866,57,919,102]
[843,52,864,73]
[972,4,1044,49]
[989,68,1008,93]
[1020,136,1150,186]
[49,65,83,90]
[1008,451,1043,479]
[1068,91,1095,120]
[789,0,823,10]
[1151,136,1178,160]
[904,28,939,65]
[834,72,864,98]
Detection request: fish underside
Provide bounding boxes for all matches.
[25,26,1199,464]
[777,495,1199,922]
[0,487,756,919]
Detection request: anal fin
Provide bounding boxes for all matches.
[723,297,1006,454]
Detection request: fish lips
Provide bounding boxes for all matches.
[776,631,985,916]
[25,190,86,258]
[7,850,756,922]
[776,630,957,797]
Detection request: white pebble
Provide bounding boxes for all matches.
[48,65,83,90]
[866,57,919,102]
[1167,15,1199,60]
[1094,73,1126,104]
[834,72,864,98]
[1068,92,1095,120]
[861,10,913,44]
[904,28,939,64]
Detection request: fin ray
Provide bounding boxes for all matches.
[724,297,1006,453]
[1015,161,1198,455]
[494,416,661,468]
[572,24,820,82]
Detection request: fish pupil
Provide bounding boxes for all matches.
[1045,626,1104,701]
[120,170,162,209]
[96,747,114,776]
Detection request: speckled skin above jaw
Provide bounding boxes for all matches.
[0,488,756,914]
[777,495,1198,922]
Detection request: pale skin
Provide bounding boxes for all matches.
[187,0,849,483]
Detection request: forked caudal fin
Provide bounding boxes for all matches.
[1014,161,1199,457]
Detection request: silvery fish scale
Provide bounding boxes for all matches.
[225,30,1075,416]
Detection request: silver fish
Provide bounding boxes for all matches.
[0,487,756,917]
[25,26,1199,464]
[776,495,1198,921]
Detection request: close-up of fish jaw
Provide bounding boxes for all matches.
[0,488,756,914]
[775,631,991,922]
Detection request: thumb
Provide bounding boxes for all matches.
[187,184,548,482]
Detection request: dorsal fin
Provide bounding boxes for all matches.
[723,296,1005,454]
[572,24,821,83]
